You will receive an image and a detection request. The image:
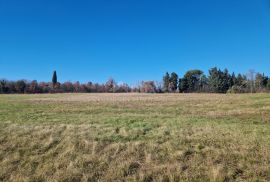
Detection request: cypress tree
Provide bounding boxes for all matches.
[52,71,57,87]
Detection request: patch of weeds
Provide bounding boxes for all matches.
[143,174,154,182]
[180,164,189,172]
[181,148,195,160]
[143,127,152,135]
[162,175,170,182]
[124,162,141,176]
[196,144,205,151]
[231,168,244,179]
[115,127,120,134]
[30,176,44,182]
[164,130,170,136]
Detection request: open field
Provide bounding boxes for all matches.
[0,93,270,181]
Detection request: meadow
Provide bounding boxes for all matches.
[0,93,270,182]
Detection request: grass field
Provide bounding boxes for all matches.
[0,93,270,182]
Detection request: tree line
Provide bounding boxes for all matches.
[163,68,270,93]
[1,68,270,94]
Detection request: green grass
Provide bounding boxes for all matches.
[0,93,270,181]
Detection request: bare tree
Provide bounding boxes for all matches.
[140,81,156,93]
[246,69,256,93]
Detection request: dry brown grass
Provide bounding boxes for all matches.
[0,93,270,181]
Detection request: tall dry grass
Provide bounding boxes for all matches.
[0,93,270,181]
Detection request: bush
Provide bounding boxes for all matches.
[227,85,249,93]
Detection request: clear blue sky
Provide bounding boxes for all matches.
[1,0,270,85]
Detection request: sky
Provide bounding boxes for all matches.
[0,0,270,85]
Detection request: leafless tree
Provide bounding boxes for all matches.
[247,69,256,93]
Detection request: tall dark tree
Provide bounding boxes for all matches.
[52,71,57,87]
[163,72,170,92]
[231,72,236,86]
[255,73,268,90]
[262,74,268,88]
[209,67,231,93]
[0,80,8,93]
[169,72,178,92]
[236,74,246,87]
[179,78,188,92]
[15,80,26,93]
[224,69,231,89]
[182,70,203,92]
[178,79,181,92]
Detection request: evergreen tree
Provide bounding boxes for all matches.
[179,78,188,93]
[255,73,269,90]
[208,67,220,92]
[231,72,236,86]
[0,80,8,93]
[163,72,170,92]
[178,70,203,93]
[262,75,268,88]
[236,74,245,86]
[183,70,203,92]
[222,68,231,92]
[178,78,182,92]
[255,73,264,89]
[15,80,26,93]
[209,68,232,93]
[169,72,178,92]
[52,71,57,87]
